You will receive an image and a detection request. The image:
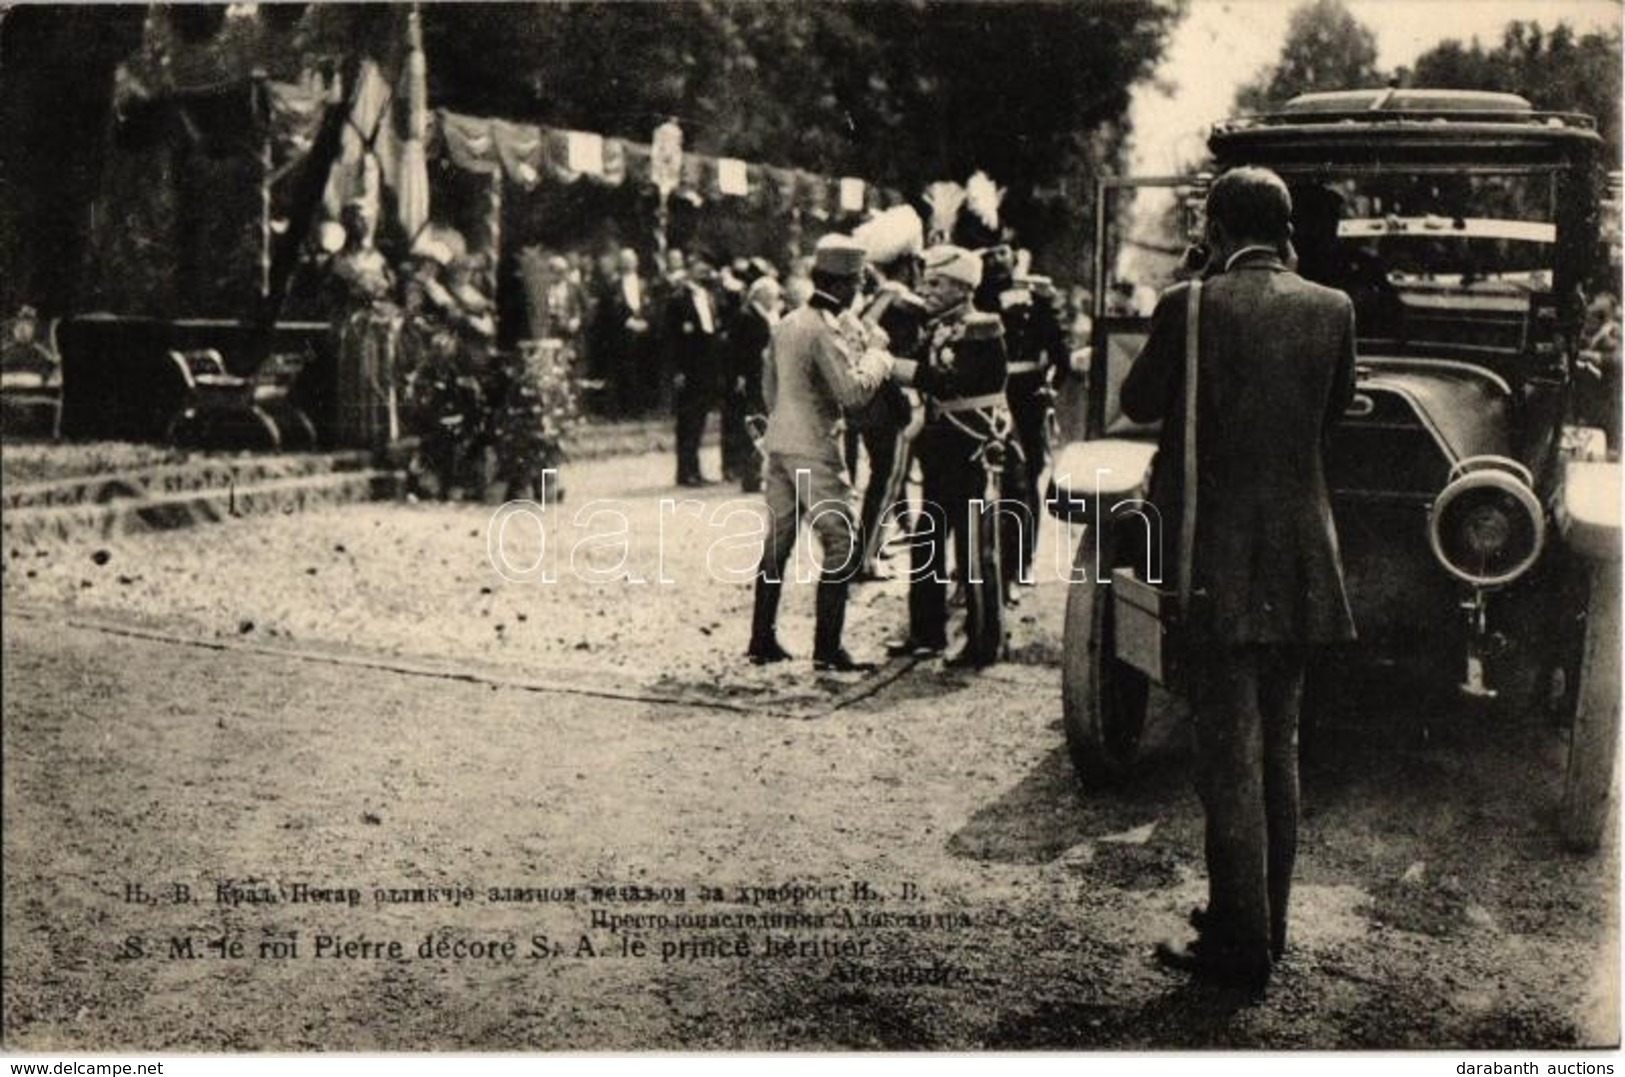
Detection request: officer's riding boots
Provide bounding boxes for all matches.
[746,572,793,664]
[812,578,876,673]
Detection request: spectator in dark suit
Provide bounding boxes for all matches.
[721,275,783,493]
[1123,166,1357,994]
[666,252,722,486]
[588,248,651,417]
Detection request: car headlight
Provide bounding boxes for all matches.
[1428,457,1544,587]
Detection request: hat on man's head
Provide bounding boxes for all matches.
[921,245,983,290]
[953,171,1004,250]
[813,234,868,277]
[746,275,783,308]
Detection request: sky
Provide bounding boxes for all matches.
[1128,0,1624,175]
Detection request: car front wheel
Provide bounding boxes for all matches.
[1560,557,1620,852]
[1062,522,1152,788]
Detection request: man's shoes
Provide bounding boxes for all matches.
[677,475,715,488]
[852,564,890,584]
[1189,906,1285,961]
[885,637,946,659]
[813,649,878,673]
[747,639,794,665]
[1152,937,1206,975]
[1154,936,1270,995]
[944,647,993,670]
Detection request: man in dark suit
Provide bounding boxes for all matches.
[667,252,722,486]
[1121,166,1357,993]
[721,275,782,493]
[589,248,651,417]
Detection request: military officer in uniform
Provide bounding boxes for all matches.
[885,245,1010,668]
[747,235,894,672]
[850,205,930,579]
[976,247,1069,591]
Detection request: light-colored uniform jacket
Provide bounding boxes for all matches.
[761,304,890,460]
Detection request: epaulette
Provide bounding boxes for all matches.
[962,312,1004,340]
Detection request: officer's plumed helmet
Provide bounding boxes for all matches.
[921,245,983,290]
[812,234,868,277]
[853,206,925,268]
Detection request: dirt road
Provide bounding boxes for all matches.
[2,451,1617,1049]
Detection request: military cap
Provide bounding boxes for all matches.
[962,311,1004,340]
[921,245,983,289]
[813,234,868,277]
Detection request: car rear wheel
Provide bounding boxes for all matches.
[1062,522,1151,787]
[1560,558,1620,852]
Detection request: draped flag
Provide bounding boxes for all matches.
[839,177,866,214]
[651,120,683,198]
[717,158,749,197]
[396,7,431,242]
[322,60,396,225]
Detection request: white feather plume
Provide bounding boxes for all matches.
[923,181,966,245]
[853,206,924,266]
[965,170,1004,232]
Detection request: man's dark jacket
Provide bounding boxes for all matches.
[1120,249,1358,645]
[588,273,649,395]
[724,303,773,411]
[664,283,720,394]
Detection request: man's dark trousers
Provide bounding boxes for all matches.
[906,425,999,658]
[675,378,715,484]
[1190,643,1306,965]
[1003,369,1049,581]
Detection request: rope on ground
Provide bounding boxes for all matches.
[5,605,919,721]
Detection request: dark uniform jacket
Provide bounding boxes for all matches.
[1120,249,1358,645]
[913,308,1008,408]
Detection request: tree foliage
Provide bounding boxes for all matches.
[1409,21,1622,165]
[0,5,146,316]
[1233,0,1383,113]
[2,2,1187,311]
[414,1,1185,276]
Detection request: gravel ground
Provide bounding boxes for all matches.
[2,445,1618,1050]
[1,447,1074,709]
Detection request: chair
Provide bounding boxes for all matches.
[164,349,281,450]
[0,311,63,439]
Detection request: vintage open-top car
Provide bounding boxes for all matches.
[1049,88,1620,850]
